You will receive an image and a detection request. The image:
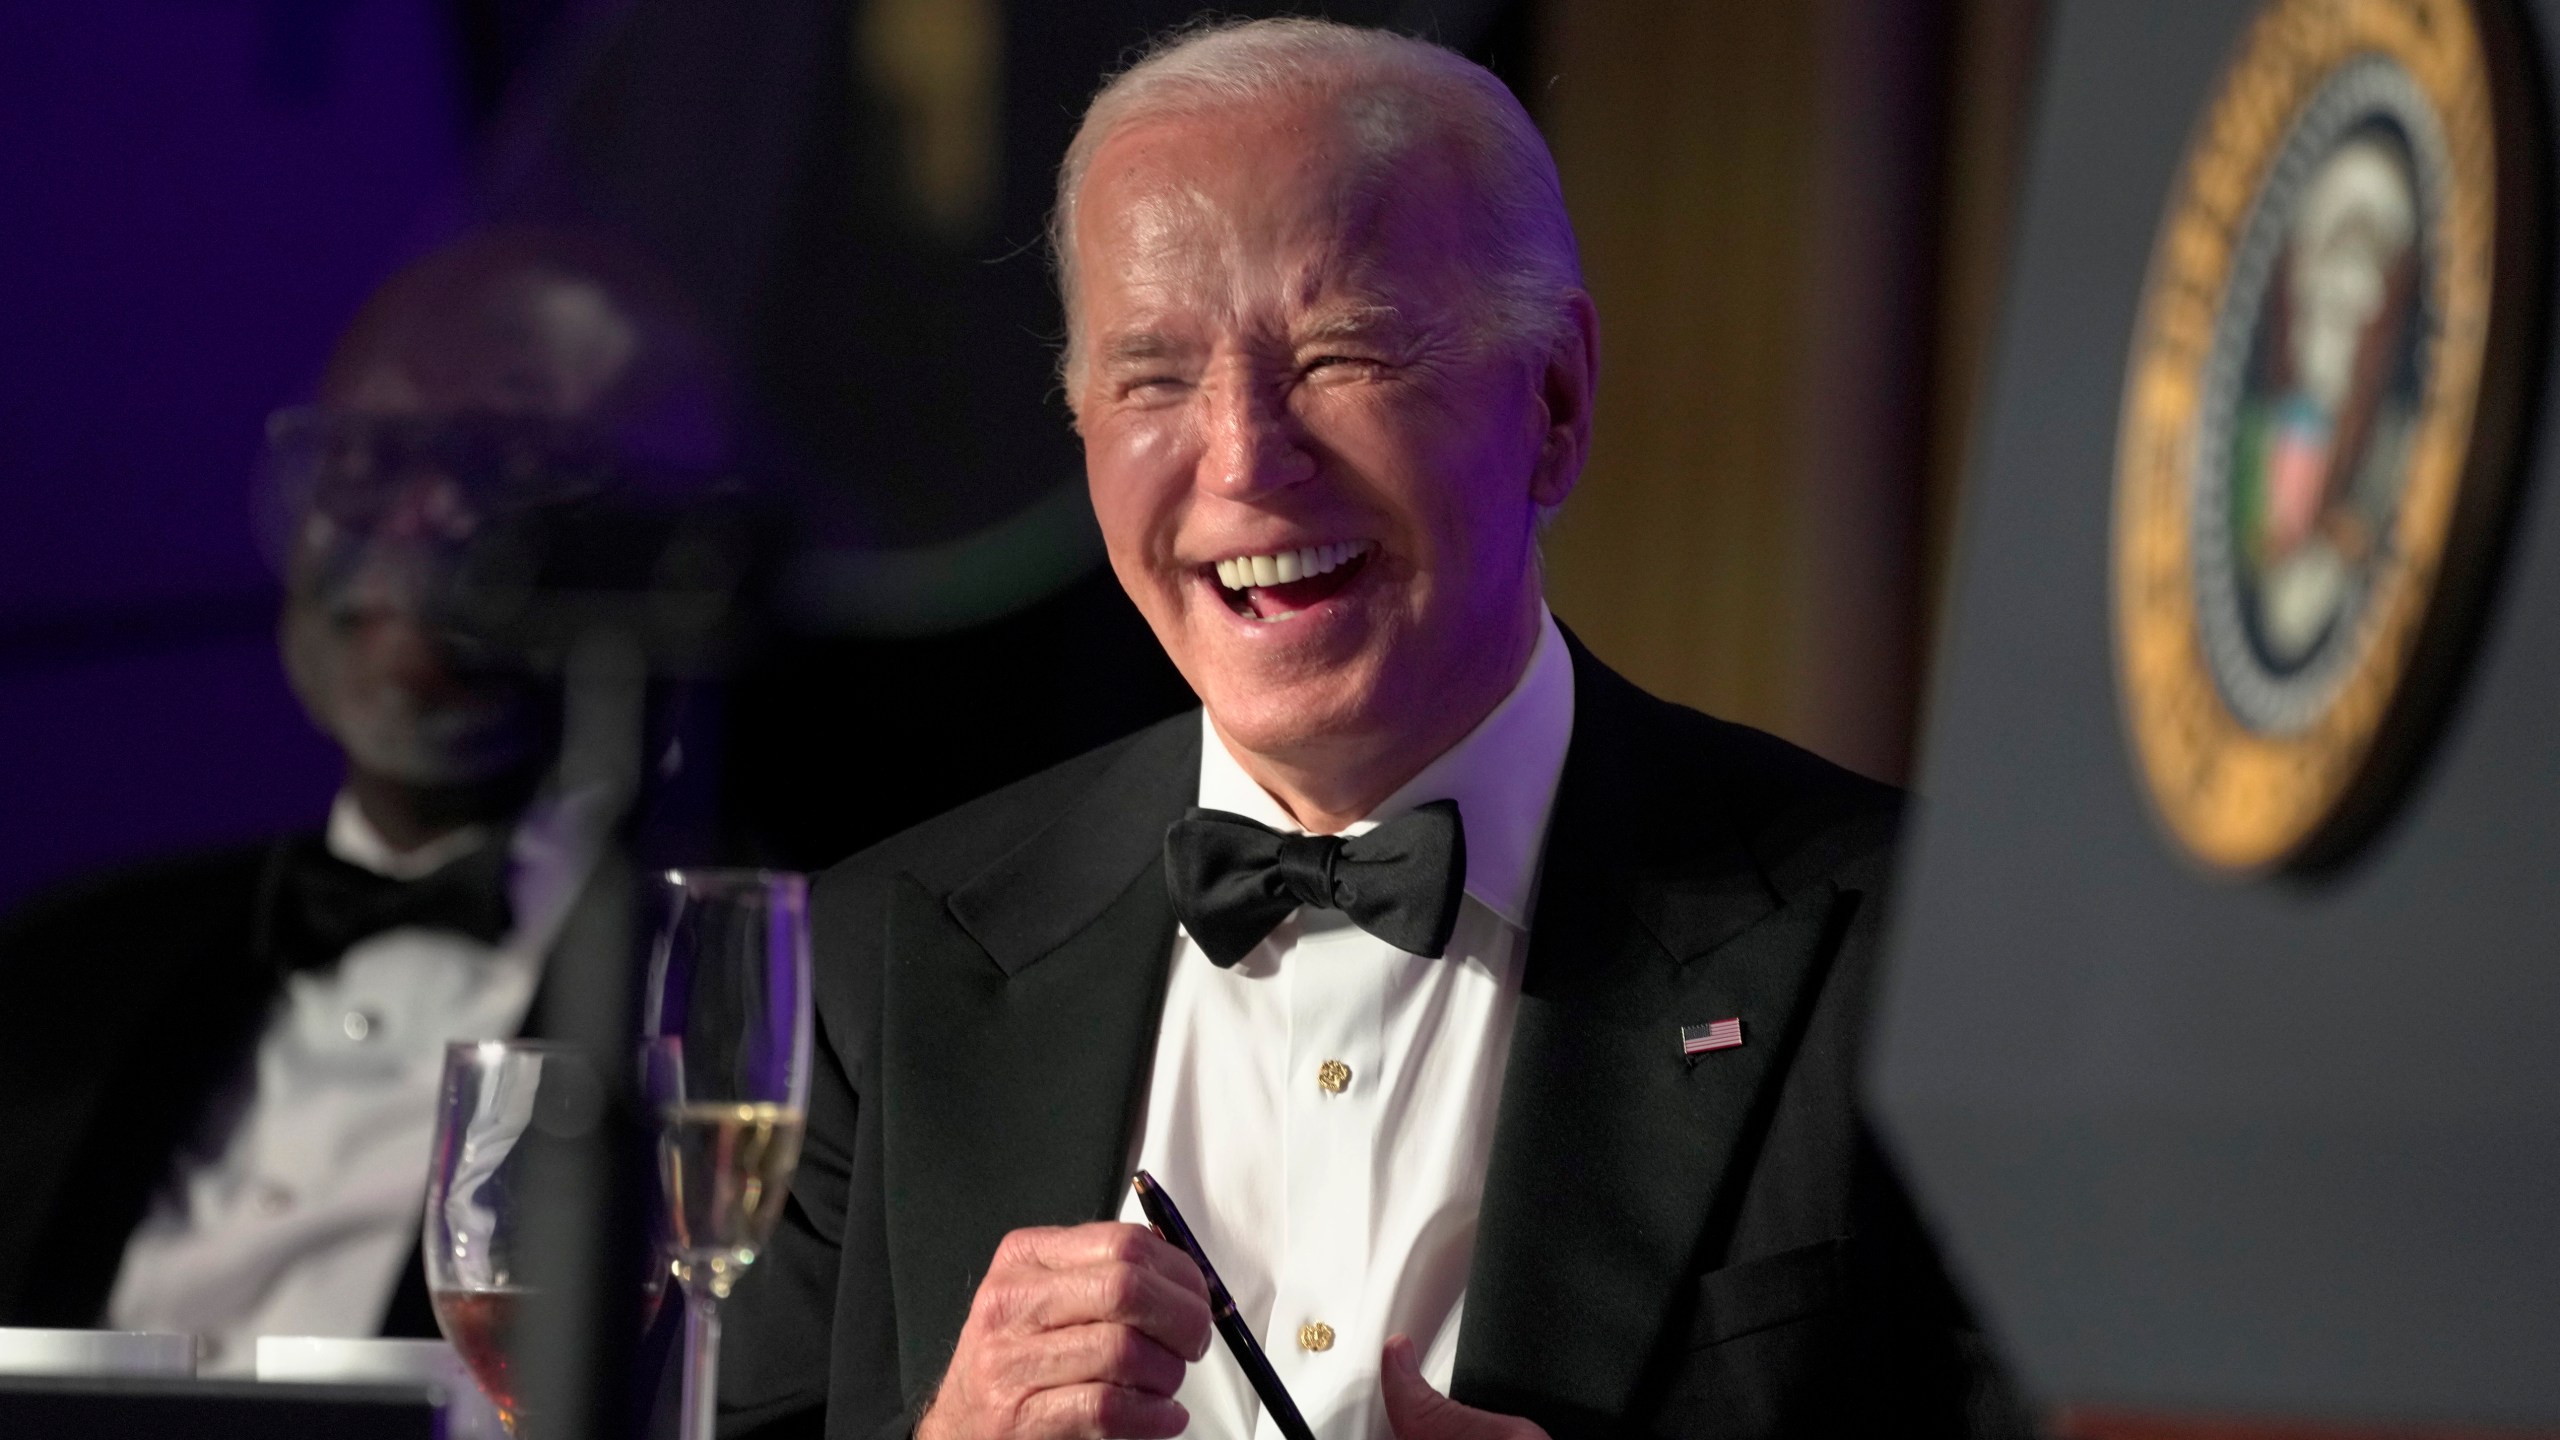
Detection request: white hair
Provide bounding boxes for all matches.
[1049,16,1583,394]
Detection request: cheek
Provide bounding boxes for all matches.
[1086,413,1198,573]
[1414,415,1544,611]
[1323,369,1542,535]
[1400,410,1536,544]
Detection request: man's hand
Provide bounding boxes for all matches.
[917,1223,1213,1440]
[1380,1335,1550,1440]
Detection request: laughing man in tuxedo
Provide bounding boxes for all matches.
[721,18,2001,1440]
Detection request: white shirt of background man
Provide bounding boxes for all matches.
[106,785,608,1373]
[1117,607,1576,1440]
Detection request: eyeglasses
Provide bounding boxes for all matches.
[261,406,630,533]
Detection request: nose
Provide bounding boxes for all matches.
[1199,367,1316,498]
[375,471,480,544]
[305,471,481,619]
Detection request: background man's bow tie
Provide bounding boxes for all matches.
[1163,799,1466,968]
[265,835,515,976]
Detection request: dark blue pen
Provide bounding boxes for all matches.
[1130,1169,1319,1440]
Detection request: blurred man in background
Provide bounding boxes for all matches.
[0,226,727,1371]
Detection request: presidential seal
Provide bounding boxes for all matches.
[2114,0,2544,873]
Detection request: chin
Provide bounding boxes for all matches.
[1196,665,1389,766]
[335,699,549,789]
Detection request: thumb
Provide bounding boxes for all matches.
[1380,1335,1467,1440]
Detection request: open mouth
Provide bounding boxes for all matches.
[1210,540,1374,621]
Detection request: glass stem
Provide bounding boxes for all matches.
[681,1287,723,1440]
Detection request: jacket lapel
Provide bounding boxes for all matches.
[1452,651,1856,1435]
[876,718,1198,1386]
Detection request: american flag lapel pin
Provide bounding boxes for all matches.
[1680,1017,1744,1058]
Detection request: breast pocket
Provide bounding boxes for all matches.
[1684,1236,1852,1349]
[1640,1238,1859,1440]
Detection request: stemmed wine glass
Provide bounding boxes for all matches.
[423,1040,584,1436]
[644,869,813,1440]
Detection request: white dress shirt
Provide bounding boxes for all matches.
[1116,608,1575,1440]
[105,787,604,1372]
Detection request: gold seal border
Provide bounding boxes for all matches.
[2112,0,2501,874]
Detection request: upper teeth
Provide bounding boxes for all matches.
[1215,541,1370,591]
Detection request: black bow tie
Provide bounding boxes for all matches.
[264,834,514,977]
[1163,799,1467,969]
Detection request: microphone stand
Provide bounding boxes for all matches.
[513,626,651,1440]
[466,493,768,1440]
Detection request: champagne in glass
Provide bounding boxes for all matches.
[645,870,813,1440]
[659,1098,805,1292]
[424,1040,585,1435]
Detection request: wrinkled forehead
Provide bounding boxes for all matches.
[1072,97,1475,331]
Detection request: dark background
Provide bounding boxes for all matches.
[0,0,2034,906]
[0,0,1540,900]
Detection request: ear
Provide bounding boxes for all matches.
[1527,289,1600,511]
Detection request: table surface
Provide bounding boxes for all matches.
[0,1372,442,1439]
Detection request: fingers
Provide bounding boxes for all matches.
[1382,1334,1551,1440]
[1002,1322,1188,1399]
[1022,1257,1212,1363]
[923,1224,1215,1440]
[1018,1382,1189,1440]
[987,1224,1213,1362]
[1008,1222,1212,1302]
[1381,1334,1452,1439]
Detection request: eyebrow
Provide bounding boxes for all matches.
[1090,304,1412,368]
[1096,331,1187,367]
[1296,305,1406,346]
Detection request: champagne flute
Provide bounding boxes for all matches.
[637,1034,684,1335]
[645,869,813,1440]
[424,1040,591,1436]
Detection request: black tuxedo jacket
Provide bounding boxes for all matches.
[722,640,2010,1439]
[0,837,462,1337]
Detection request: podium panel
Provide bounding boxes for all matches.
[1871,0,2560,1428]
